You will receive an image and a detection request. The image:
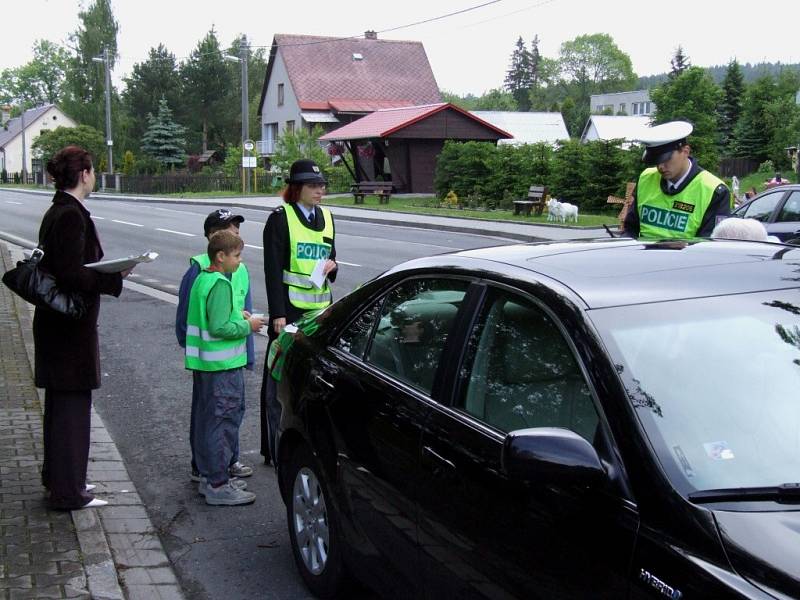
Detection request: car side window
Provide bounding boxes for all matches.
[335,300,382,359]
[456,291,598,441]
[364,278,469,394]
[742,192,782,222]
[776,191,800,223]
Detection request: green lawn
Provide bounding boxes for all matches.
[320,194,620,228]
[731,171,798,198]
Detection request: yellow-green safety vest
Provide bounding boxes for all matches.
[185,270,248,371]
[283,206,333,310]
[191,253,249,316]
[636,167,727,239]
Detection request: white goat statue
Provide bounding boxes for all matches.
[547,198,579,223]
[560,201,579,223]
[546,198,560,222]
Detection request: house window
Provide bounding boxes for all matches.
[277,83,284,107]
[286,120,295,134]
[618,103,626,115]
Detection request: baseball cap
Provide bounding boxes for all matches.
[203,209,245,237]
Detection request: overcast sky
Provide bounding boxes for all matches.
[4,0,798,96]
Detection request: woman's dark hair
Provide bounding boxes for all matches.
[46,146,92,190]
[281,183,304,204]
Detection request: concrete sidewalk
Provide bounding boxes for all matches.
[1,187,612,243]
[0,243,185,600]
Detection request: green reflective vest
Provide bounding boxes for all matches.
[636,167,726,239]
[191,253,249,315]
[185,270,248,371]
[282,206,333,310]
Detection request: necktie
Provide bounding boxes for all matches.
[307,211,314,225]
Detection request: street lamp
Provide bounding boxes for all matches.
[224,36,250,193]
[92,49,114,175]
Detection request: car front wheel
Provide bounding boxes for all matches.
[286,445,348,599]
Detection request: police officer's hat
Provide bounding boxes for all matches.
[638,121,693,166]
[286,159,327,185]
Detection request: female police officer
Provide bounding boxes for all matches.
[260,159,338,463]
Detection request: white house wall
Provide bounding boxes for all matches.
[261,51,302,142]
[2,107,76,173]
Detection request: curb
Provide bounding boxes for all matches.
[1,240,186,600]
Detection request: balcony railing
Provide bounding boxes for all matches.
[257,140,275,156]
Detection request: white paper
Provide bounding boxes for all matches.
[85,250,159,273]
[309,259,327,288]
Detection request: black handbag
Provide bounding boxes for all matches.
[2,247,88,319]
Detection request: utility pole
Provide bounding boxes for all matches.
[225,38,251,194]
[92,48,114,174]
[20,109,27,183]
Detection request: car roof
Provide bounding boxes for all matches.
[392,239,800,309]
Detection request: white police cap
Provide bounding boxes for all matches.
[638,121,693,166]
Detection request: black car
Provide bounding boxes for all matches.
[269,238,800,599]
[733,184,800,242]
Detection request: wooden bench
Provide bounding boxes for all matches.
[513,185,547,216]
[607,182,635,230]
[351,181,393,205]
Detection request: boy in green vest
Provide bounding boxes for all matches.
[177,209,256,486]
[185,230,265,505]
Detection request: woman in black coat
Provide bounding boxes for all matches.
[35,146,130,510]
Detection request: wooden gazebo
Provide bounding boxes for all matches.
[319,103,512,193]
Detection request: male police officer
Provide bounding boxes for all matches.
[623,121,730,239]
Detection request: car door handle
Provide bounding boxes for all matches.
[422,445,456,480]
[314,375,335,390]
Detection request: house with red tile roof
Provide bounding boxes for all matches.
[256,31,441,156]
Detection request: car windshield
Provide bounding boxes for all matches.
[591,290,800,494]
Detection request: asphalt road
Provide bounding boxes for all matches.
[0,188,513,600]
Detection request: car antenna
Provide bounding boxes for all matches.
[603,224,618,238]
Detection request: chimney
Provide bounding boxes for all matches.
[364,30,377,40]
[0,106,10,127]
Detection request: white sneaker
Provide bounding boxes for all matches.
[82,498,108,508]
[204,481,256,506]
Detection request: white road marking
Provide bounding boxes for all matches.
[112,219,143,227]
[5,201,22,205]
[156,228,195,237]
[337,260,361,267]
[91,215,105,220]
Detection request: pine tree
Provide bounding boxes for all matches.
[141,97,187,169]
[718,59,745,152]
[669,46,691,79]
[504,36,532,111]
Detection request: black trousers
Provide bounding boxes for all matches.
[42,389,94,510]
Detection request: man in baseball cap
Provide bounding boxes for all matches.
[623,120,730,239]
[203,208,245,237]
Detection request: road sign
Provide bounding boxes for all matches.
[242,156,257,168]
[244,140,255,151]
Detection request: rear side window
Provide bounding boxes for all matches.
[776,191,800,223]
[742,192,782,222]
[456,290,598,441]
[335,300,382,359]
[364,279,469,394]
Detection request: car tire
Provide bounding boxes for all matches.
[286,444,349,599]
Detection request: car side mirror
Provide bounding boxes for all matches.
[501,427,607,486]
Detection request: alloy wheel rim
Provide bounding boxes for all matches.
[292,466,330,575]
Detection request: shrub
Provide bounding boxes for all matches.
[758,159,775,173]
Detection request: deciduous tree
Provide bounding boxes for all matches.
[558,34,637,106]
[651,66,722,169]
[0,40,71,107]
[31,125,106,167]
